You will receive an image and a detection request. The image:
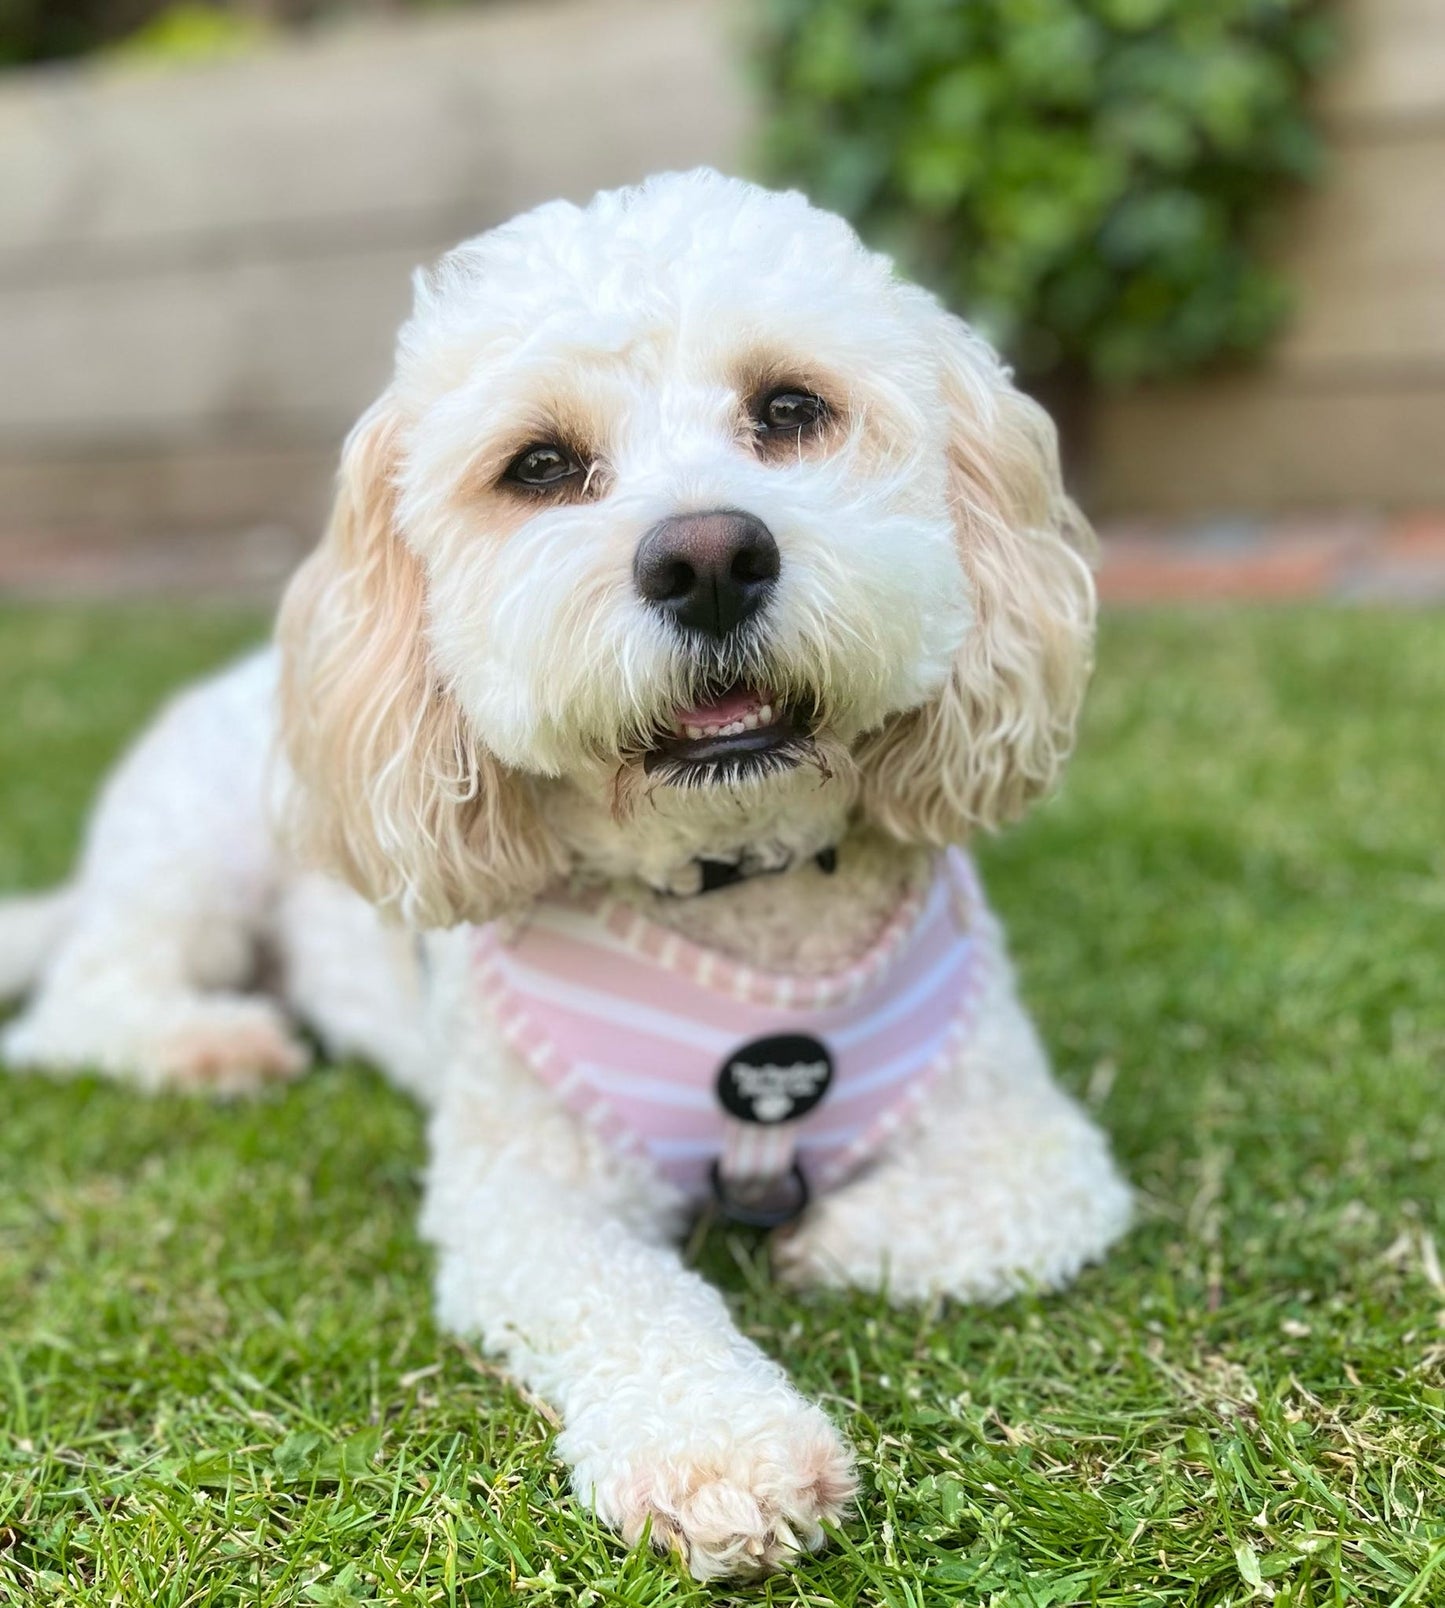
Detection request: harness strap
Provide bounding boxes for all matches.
[472,848,994,1218]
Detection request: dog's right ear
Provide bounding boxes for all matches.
[277,395,562,928]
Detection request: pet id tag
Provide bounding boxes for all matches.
[715,1033,834,1125]
[711,1034,833,1227]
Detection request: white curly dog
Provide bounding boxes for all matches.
[0,171,1130,1579]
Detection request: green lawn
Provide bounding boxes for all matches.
[1,606,1442,1607]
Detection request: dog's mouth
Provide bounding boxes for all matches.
[642,681,813,784]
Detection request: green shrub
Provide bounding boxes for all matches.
[0,1,430,71]
[108,2,270,65]
[756,0,1337,384]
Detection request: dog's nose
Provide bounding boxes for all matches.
[633,510,780,640]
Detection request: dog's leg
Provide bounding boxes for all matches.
[2,652,308,1093]
[272,873,433,1103]
[420,1063,855,1581]
[778,966,1132,1304]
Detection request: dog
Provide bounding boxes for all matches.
[0,170,1131,1579]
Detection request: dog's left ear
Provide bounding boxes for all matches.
[857,309,1097,843]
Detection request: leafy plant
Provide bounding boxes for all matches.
[0,1,376,70]
[108,1,271,65]
[756,0,1337,383]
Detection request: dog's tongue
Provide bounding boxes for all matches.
[675,685,764,726]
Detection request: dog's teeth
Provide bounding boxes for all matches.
[677,704,781,743]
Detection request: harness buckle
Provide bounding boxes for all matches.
[709,1157,810,1228]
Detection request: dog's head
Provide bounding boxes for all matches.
[279,171,1095,926]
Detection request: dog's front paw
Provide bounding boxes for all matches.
[777,1097,1133,1305]
[578,1399,855,1580]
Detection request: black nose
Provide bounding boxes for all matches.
[633,510,780,640]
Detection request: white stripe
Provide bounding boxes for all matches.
[527,904,667,962]
[827,936,973,1050]
[720,1120,796,1182]
[825,1027,954,1105]
[651,1115,916,1163]
[726,1124,755,1177]
[577,1062,716,1111]
[554,1064,588,1099]
[649,1135,735,1160]
[493,952,733,1054]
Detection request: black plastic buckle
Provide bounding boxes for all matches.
[709,1159,811,1228]
[673,846,839,898]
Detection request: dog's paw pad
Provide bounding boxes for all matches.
[601,1423,855,1580]
[147,1002,309,1094]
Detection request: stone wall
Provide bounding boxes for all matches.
[1,0,1439,566]
[0,0,748,571]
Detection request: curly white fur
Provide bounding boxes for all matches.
[1,171,1131,1580]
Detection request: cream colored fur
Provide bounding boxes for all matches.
[1,172,1131,1580]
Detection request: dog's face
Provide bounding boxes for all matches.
[280,172,1095,925]
[397,188,966,785]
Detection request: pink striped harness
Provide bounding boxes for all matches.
[472,848,997,1215]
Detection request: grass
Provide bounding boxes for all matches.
[0,604,1442,1607]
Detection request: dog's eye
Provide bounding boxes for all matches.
[753,388,827,435]
[504,443,582,488]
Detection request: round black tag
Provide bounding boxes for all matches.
[716,1034,834,1126]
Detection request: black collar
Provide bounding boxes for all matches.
[668,845,838,898]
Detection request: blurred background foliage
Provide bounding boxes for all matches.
[0,0,261,67]
[1,0,1336,395]
[757,0,1337,388]
[0,0,439,68]
[3,0,223,65]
